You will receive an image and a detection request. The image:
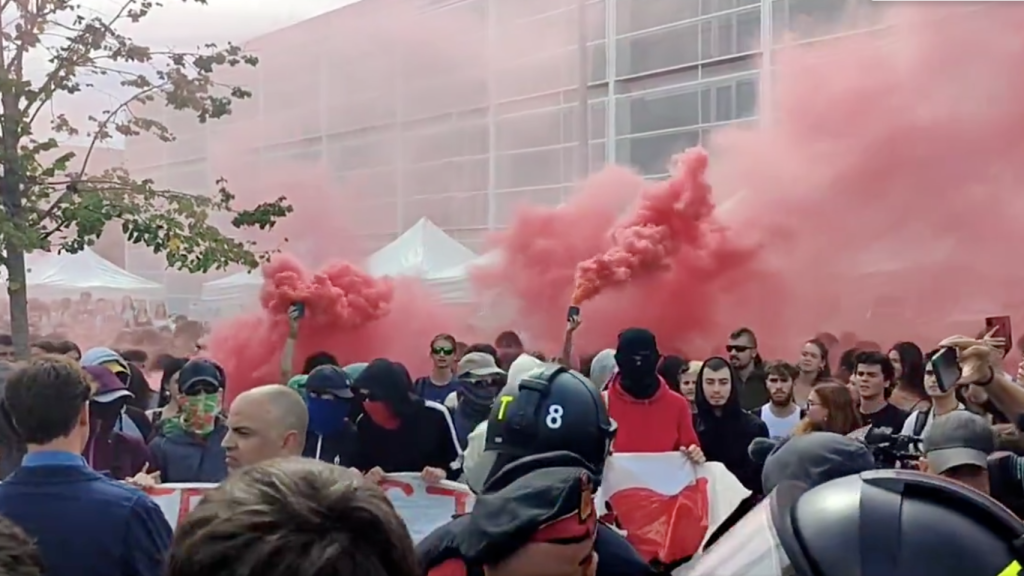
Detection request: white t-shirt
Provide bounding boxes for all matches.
[760,404,802,440]
[899,402,967,440]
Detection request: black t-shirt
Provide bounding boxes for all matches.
[860,402,909,432]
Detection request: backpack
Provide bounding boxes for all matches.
[912,410,930,437]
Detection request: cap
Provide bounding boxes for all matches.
[177,358,225,394]
[305,365,354,399]
[923,411,996,474]
[761,432,876,493]
[286,374,308,394]
[83,365,132,403]
[458,352,506,379]
[459,458,597,565]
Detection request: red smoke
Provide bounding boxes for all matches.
[208,254,462,403]
[571,148,715,306]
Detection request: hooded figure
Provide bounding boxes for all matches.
[448,353,506,449]
[147,358,228,483]
[80,347,151,442]
[353,359,461,478]
[612,329,662,399]
[81,365,151,479]
[302,365,358,466]
[693,356,769,494]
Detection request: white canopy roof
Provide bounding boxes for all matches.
[364,218,477,278]
[422,251,501,304]
[200,269,263,302]
[20,248,164,299]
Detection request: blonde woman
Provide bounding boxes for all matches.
[679,361,702,405]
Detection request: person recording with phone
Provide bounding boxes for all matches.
[899,349,968,445]
[938,329,1024,425]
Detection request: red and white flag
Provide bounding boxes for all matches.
[596,454,750,566]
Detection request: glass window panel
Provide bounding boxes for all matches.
[325,133,395,171]
[496,54,570,100]
[617,0,700,36]
[459,122,490,157]
[700,8,760,61]
[337,168,399,201]
[403,161,459,197]
[496,108,563,152]
[496,148,566,189]
[618,22,700,77]
[700,55,757,80]
[456,157,490,193]
[495,0,572,21]
[783,0,857,40]
[617,85,701,136]
[561,99,607,143]
[701,0,758,16]
[616,129,700,176]
[588,0,607,43]
[714,84,734,122]
[736,77,758,118]
[494,186,565,226]
[349,201,397,235]
[736,7,761,52]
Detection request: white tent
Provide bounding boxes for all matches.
[422,251,502,304]
[197,269,263,318]
[19,248,164,299]
[364,218,477,278]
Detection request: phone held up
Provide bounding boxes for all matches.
[567,305,580,323]
[931,346,962,394]
[985,315,1012,353]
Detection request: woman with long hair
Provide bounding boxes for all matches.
[888,341,930,412]
[793,338,831,408]
[793,382,862,436]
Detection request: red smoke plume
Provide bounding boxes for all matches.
[571,148,714,306]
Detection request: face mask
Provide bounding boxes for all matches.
[180,393,221,436]
[459,381,500,407]
[363,400,400,430]
[306,396,351,436]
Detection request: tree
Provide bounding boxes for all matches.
[0,0,293,356]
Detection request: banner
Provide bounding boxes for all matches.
[144,473,475,541]
[596,454,750,567]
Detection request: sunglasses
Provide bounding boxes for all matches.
[431,347,455,356]
[182,381,220,396]
[726,345,751,353]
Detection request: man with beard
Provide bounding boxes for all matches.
[756,361,803,439]
[726,328,769,410]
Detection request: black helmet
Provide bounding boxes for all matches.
[466,363,615,493]
[688,469,1024,576]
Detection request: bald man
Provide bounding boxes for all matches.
[222,385,309,472]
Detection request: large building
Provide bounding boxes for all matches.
[124,0,881,293]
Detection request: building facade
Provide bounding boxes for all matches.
[123,0,881,293]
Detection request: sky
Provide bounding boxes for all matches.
[25,0,364,147]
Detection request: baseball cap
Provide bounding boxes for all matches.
[83,365,133,403]
[305,365,354,399]
[761,432,876,493]
[177,358,225,394]
[458,352,505,379]
[922,411,996,474]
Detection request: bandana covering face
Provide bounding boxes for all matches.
[180,393,220,436]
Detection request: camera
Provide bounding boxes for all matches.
[862,427,922,469]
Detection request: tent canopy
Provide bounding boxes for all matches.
[365,218,477,278]
[19,248,164,299]
[422,251,501,304]
[200,269,263,303]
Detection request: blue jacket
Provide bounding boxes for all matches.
[0,451,172,576]
[148,423,229,483]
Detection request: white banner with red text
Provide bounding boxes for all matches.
[144,473,476,542]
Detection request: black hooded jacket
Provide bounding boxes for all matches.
[693,357,769,495]
[353,359,461,479]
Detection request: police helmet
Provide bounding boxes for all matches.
[688,469,1024,576]
[468,363,615,493]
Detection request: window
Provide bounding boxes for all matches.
[494,0,572,22]
[496,147,567,189]
[699,7,761,61]
[456,156,490,192]
[559,141,608,177]
[324,93,397,133]
[336,168,399,201]
[497,107,563,152]
[324,132,396,172]
[698,73,759,123]
[588,0,607,43]
[349,201,398,235]
[404,191,488,229]
[616,129,700,176]
[493,186,565,226]
[778,0,862,40]
[618,85,701,136]
[617,22,701,77]
[163,162,210,193]
[701,0,759,16]
[166,134,208,163]
[496,54,570,101]
[617,0,701,36]
[561,98,608,142]
[403,161,459,197]
[262,137,324,165]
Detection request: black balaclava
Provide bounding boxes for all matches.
[614,328,661,399]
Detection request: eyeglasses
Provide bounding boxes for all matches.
[181,381,220,396]
[431,347,455,356]
[726,345,751,353]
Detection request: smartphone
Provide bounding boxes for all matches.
[292,302,306,319]
[931,346,962,393]
[985,315,1012,352]
[567,305,580,322]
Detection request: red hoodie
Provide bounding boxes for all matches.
[605,374,699,453]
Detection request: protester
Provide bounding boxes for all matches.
[793,382,862,436]
[0,362,24,477]
[0,356,172,576]
[588,348,617,390]
[901,348,968,440]
[151,355,187,430]
[118,362,155,439]
[148,358,229,482]
[793,338,831,408]
[759,432,877,493]
[494,330,525,371]
[302,365,358,466]
[727,327,769,410]
[888,341,930,412]
[81,364,151,479]
[413,333,459,404]
[835,347,860,386]
[693,356,769,493]
[758,360,803,439]
[0,513,43,576]
[852,350,909,431]
[168,458,419,576]
[656,354,686,395]
[679,360,700,405]
[605,328,700,454]
[224,384,308,471]
[463,343,498,362]
[446,352,505,449]
[354,359,461,482]
[921,410,995,495]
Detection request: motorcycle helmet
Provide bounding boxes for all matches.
[687,469,1024,576]
[467,363,615,493]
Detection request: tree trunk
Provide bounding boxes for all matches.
[4,246,28,358]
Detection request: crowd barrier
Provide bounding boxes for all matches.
[143,454,749,568]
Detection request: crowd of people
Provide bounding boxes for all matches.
[0,312,1019,576]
